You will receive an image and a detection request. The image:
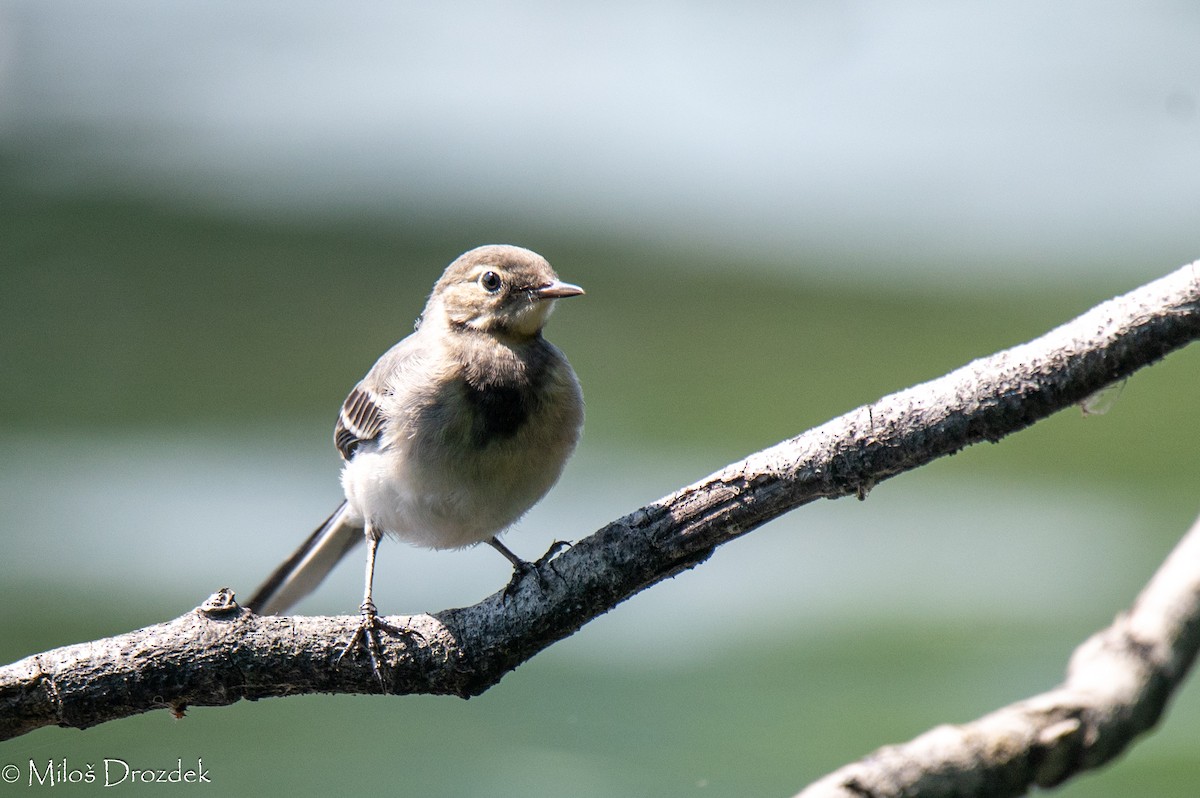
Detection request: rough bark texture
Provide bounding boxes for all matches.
[2,262,1199,796]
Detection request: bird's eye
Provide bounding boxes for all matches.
[479,271,502,292]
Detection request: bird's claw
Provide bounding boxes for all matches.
[502,540,572,600]
[535,539,572,567]
[502,560,539,599]
[338,601,415,686]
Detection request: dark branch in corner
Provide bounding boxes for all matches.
[1,261,1198,762]
[794,510,1200,798]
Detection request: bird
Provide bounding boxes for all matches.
[246,244,584,672]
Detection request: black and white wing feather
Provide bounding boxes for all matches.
[334,384,384,460]
[333,333,425,460]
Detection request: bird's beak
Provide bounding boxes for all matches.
[534,280,585,300]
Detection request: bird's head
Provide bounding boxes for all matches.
[428,245,584,340]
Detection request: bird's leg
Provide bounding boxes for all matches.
[339,524,407,685]
[488,536,567,597]
[487,536,528,570]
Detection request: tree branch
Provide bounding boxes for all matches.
[2,261,1198,753]
[794,508,1200,798]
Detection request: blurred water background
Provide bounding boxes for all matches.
[2,2,1200,795]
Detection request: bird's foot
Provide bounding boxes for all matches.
[536,539,572,567]
[501,560,536,599]
[502,541,572,600]
[337,601,414,686]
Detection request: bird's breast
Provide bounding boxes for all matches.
[460,380,535,448]
[347,336,582,548]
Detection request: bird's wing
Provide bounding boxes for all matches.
[334,332,427,460]
[335,384,384,460]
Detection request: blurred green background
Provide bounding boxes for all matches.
[2,3,1200,796]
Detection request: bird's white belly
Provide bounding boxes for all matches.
[340,440,554,550]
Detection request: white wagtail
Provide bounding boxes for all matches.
[247,245,584,668]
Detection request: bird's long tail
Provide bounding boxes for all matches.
[245,501,363,615]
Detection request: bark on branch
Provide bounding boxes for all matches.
[795,509,1200,797]
[2,261,1199,793]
